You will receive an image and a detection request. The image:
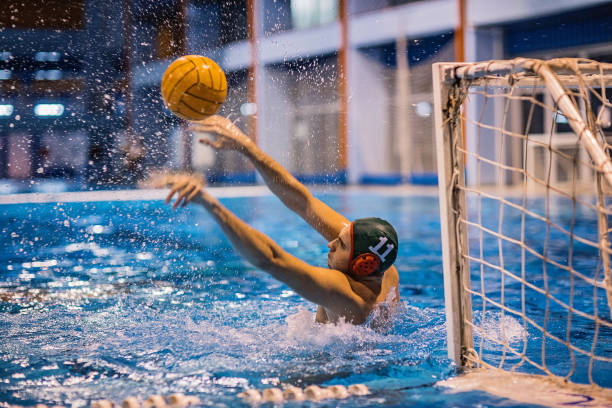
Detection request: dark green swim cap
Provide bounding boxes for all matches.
[350,217,398,275]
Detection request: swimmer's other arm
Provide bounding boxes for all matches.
[190,116,348,241]
[165,175,371,324]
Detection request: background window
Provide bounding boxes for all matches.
[291,0,338,30]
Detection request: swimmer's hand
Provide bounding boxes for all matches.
[188,115,254,153]
[150,173,206,209]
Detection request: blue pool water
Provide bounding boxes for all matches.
[0,191,608,407]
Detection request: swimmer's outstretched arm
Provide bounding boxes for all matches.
[189,116,348,241]
[163,173,371,323]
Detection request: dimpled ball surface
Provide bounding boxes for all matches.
[161,55,227,120]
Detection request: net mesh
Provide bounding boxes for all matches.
[436,58,612,389]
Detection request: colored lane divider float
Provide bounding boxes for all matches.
[10,385,369,408]
[92,394,200,408]
[13,394,201,408]
[238,384,370,404]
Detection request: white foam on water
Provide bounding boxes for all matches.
[472,310,528,349]
[1,283,447,406]
[284,307,386,347]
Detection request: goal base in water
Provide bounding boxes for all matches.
[439,368,612,407]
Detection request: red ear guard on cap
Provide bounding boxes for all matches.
[349,253,381,276]
[348,218,398,277]
[349,222,382,277]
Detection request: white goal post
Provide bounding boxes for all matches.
[433,58,612,388]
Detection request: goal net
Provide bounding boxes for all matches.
[433,58,612,388]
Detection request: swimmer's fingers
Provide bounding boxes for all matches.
[198,137,225,150]
[158,173,205,207]
[188,124,226,138]
[190,125,228,141]
[165,185,181,205]
[187,124,213,134]
[181,185,202,207]
[165,177,190,204]
[172,185,191,209]
[198,135,243,152]
[190,119,250,147]
[190,114,223,125]
[174,181,203,209]
[190,114,234,131]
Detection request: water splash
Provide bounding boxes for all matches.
[473,310,528,347]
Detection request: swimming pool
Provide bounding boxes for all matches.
[0,189,607,407]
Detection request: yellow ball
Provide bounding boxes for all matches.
[161,55,228,121]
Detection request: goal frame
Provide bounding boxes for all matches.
[432,62,474,367]
[432,58,612,371]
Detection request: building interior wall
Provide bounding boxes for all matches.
[0,0,611,188]
[258,65,293,172]
[347,49,392,184]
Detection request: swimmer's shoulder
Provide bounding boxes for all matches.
[366,267,400,329]
[377,265,400,304]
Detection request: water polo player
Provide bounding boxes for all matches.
[160,115,400,325]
